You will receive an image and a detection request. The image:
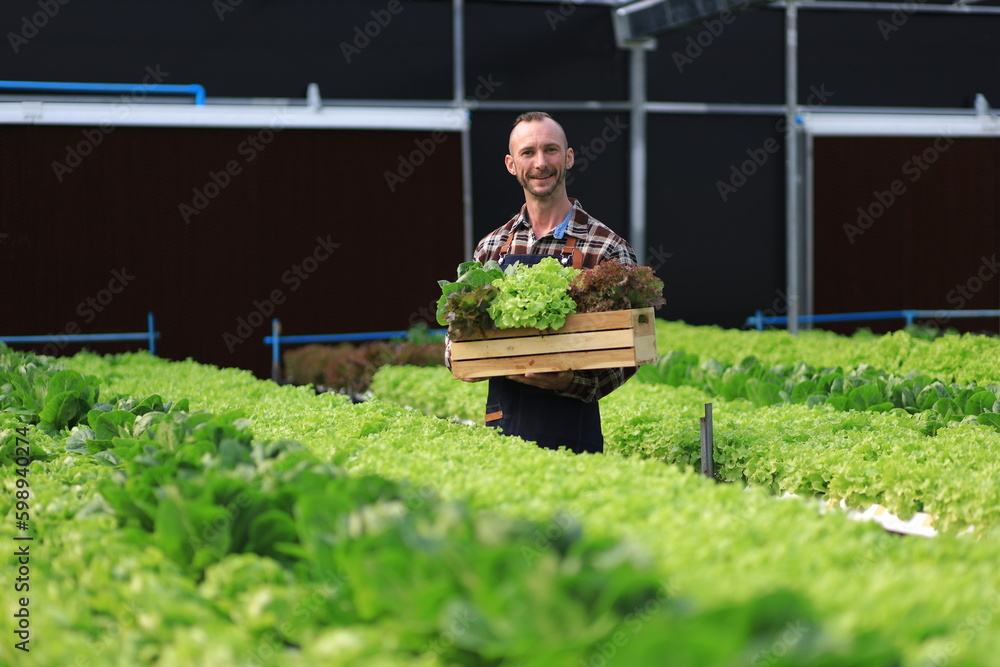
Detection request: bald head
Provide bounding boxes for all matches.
[508,112,568,155]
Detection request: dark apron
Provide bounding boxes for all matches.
[485,234,603,454]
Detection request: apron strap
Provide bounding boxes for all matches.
[498,228,583,269]
[560,236,583,269]
[497,228,518,258]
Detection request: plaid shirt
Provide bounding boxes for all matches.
[474,199,638,403]
[475,198,637,269]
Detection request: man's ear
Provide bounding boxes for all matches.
[566,147,575,170]
[505,154,516,175]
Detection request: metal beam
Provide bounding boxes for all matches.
[0,101,469,131]
[614,0,775,44]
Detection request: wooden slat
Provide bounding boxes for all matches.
[451,329,636,361]
[453,308,646,341]
[451,347,641,379]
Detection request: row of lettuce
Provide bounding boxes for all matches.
[649,320,1000,385]
[370,320,1000,532]
[373,365,1000,533]
[2,342,904,666]
[14,335,1000,665]
[638,350,1000,434]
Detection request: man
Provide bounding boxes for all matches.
[470,111,638,454]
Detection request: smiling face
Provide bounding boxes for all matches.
[505,118,574,200]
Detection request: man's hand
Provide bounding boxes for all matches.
[506,370,574,392]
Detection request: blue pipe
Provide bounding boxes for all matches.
[912,309,1000,319]
[263,320,447,382]
[0,80,206,105]
[1,333,154,343]
[265,330,446,345]
[1,313,161,353]
[745,309,1000,330]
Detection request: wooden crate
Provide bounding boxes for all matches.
[450,307,657,380]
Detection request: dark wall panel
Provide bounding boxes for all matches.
[646,6,785,105]
[799,11,1000,109]
[0,125,464,377]
[0,0,454,100]
[646,113,786,328]
[813,136,1000,334]
[465,2,628,102]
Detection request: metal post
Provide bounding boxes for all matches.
[629,42,648,261]
[454,0,474,260]
[785,0,800,335]
[804,130,814,327]
[700,402,715,479]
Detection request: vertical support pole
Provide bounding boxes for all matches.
[804,129,814,327]
[460,124,473,261]
[147,312,156,356]
[454,0,474,261]
[700,402,715,479]
[271,318,282,383]
[785,0,800,335]
[629,42,648,261]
